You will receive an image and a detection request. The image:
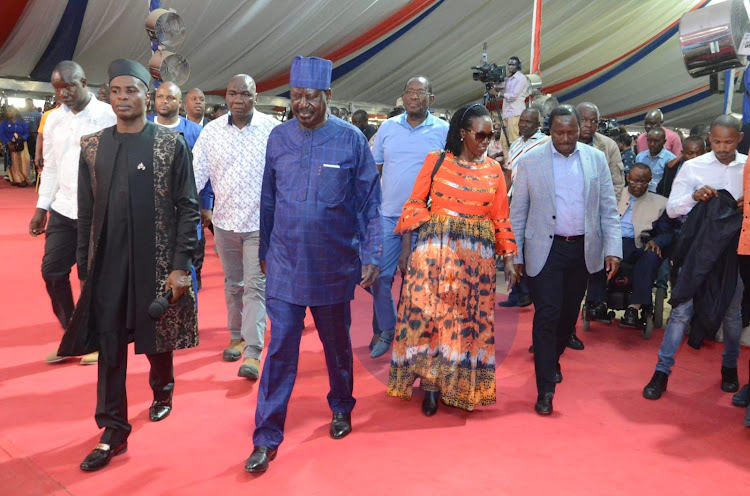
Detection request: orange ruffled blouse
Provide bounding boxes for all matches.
[394,150,517,257]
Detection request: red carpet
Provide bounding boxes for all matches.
[2,180,750,496]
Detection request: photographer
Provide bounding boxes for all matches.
[490,56,529,163]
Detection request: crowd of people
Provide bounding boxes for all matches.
[11,53,750,475]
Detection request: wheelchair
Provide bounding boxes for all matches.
[580,262,668,339]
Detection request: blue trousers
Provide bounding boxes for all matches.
[253,297,355,450]
[587,237,661,306]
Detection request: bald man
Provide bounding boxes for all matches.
[30,60,116,365]
[185,88,206,126]
[192,75,278,379]
[636,109,682,156]
[148,82,202,148]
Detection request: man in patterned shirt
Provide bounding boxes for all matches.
[245,56,382,473]
[192,75,278,379]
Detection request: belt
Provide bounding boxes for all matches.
[554,235,584,242]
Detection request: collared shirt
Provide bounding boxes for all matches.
[636,147,677,193]
[667,150,746,218]
[507,129,550,196]
[552,144,585,236]
[636,127,683,156]
[147,114,202,149]
[371,112,448,217]
[260,116,382,306]
[36,97,116,219]
[502,72,530,119]
[621,194,636,238]
[192,111,278,232]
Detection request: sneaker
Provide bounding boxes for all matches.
[238,357,261,380]
[222,339,245,362]
[80,351,99,365]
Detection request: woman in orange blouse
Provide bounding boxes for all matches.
[387,103,518,415]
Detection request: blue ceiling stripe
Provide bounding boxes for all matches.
[277,0,445,97]
[29,0,89,82]
[559,0,711,103]
[617,89,713,126]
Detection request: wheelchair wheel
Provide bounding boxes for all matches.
[653,288,666,329]
[581,306,591,331]
[642,314,654,339]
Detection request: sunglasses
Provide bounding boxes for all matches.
[467,131,493,142]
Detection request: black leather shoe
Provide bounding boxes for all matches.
[518,294,533,307]
[733,384,750,407]
[555,363,563,384]
[80,442,127,472]
[422,391,439,416]
[498,297,518,308]
[643,371,668,400]
[721,366,740,393]
[528,344,534,354]
[535,392,554,415]
[149,398,172,422]
[620,307,641,328]
[244,446,277,473]
[585,302,609,322]
[567,333,584,350]
[330,413,352,439]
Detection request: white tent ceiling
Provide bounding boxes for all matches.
[0,0,744,129]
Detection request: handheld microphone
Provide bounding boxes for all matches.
[148,289,173,320]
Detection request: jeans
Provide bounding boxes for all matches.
[369,215,412,335]
[213,227,266,359]
[656,276,743,375]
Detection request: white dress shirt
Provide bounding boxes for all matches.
[667,150,746,218]
[192,111,278,232]
[36,97,116,219]
[552,145,585,236]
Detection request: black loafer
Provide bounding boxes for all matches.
[330,413,352,439]
[620,307,641,328]
[422,391,439,416]
[80,442,128,472]
[244,446,277,473]
[721,366,740,393]
[643,371,668,400]
[149,398,172,422]
[518,294,533,307]
[585,302,609,322]
[567,334,584,350]
[555,363,563,384]
[535,392,554,416]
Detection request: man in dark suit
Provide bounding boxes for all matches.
[510,105,622,415]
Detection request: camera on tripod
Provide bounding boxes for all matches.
[472,62,506,85]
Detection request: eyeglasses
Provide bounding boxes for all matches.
[468,131,493,142]
[629,180,650,186]
[403,89,430,98]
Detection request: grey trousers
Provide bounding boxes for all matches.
[213,226,266,359]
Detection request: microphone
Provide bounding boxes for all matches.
[148,289,173,320]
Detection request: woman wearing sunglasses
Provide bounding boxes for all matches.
[387,103,518,415]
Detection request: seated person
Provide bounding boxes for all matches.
[586,163,679,326]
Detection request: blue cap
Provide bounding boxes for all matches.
[289,56,332,90]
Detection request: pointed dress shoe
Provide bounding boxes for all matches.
[535,392,554,416]
[80,442,128,472]
[245,446,277,473]
[330,413,352,439]
[643,371,669,400]
[422,391,439,416]
[370,329,394,358]
[721,366,740,393]
[149,398,172,422]
[567,333,584,350]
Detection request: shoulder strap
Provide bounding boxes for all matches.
[431,151,446,179]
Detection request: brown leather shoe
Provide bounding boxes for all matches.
[222,339,245,362]
[238,357,260,380]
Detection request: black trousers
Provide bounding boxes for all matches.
[96,328,174,446]
[528,238,589,394]
[587,237,661,306]
[42,209,77,329]
[193,234,206,278]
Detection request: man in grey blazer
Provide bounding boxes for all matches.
[510,105,622,415]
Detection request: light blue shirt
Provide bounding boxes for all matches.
[371,112,449,217]
[552,144,585,236]
[636,147,676,193]
[620,194,636,238]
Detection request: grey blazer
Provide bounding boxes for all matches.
[510,141,622,277]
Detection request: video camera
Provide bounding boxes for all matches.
[472,62,506,85]
[597,118,620,138]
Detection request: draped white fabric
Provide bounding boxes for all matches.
[0,0,742,128]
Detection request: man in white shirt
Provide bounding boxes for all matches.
[644,114,746,400]
[192,75,277,380]
[28,61,116,364]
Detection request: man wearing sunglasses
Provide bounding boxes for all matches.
[585,163,678,328]
[368,76,448,358]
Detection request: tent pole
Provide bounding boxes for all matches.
[724,69,734,114]
[530,0,542,75]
